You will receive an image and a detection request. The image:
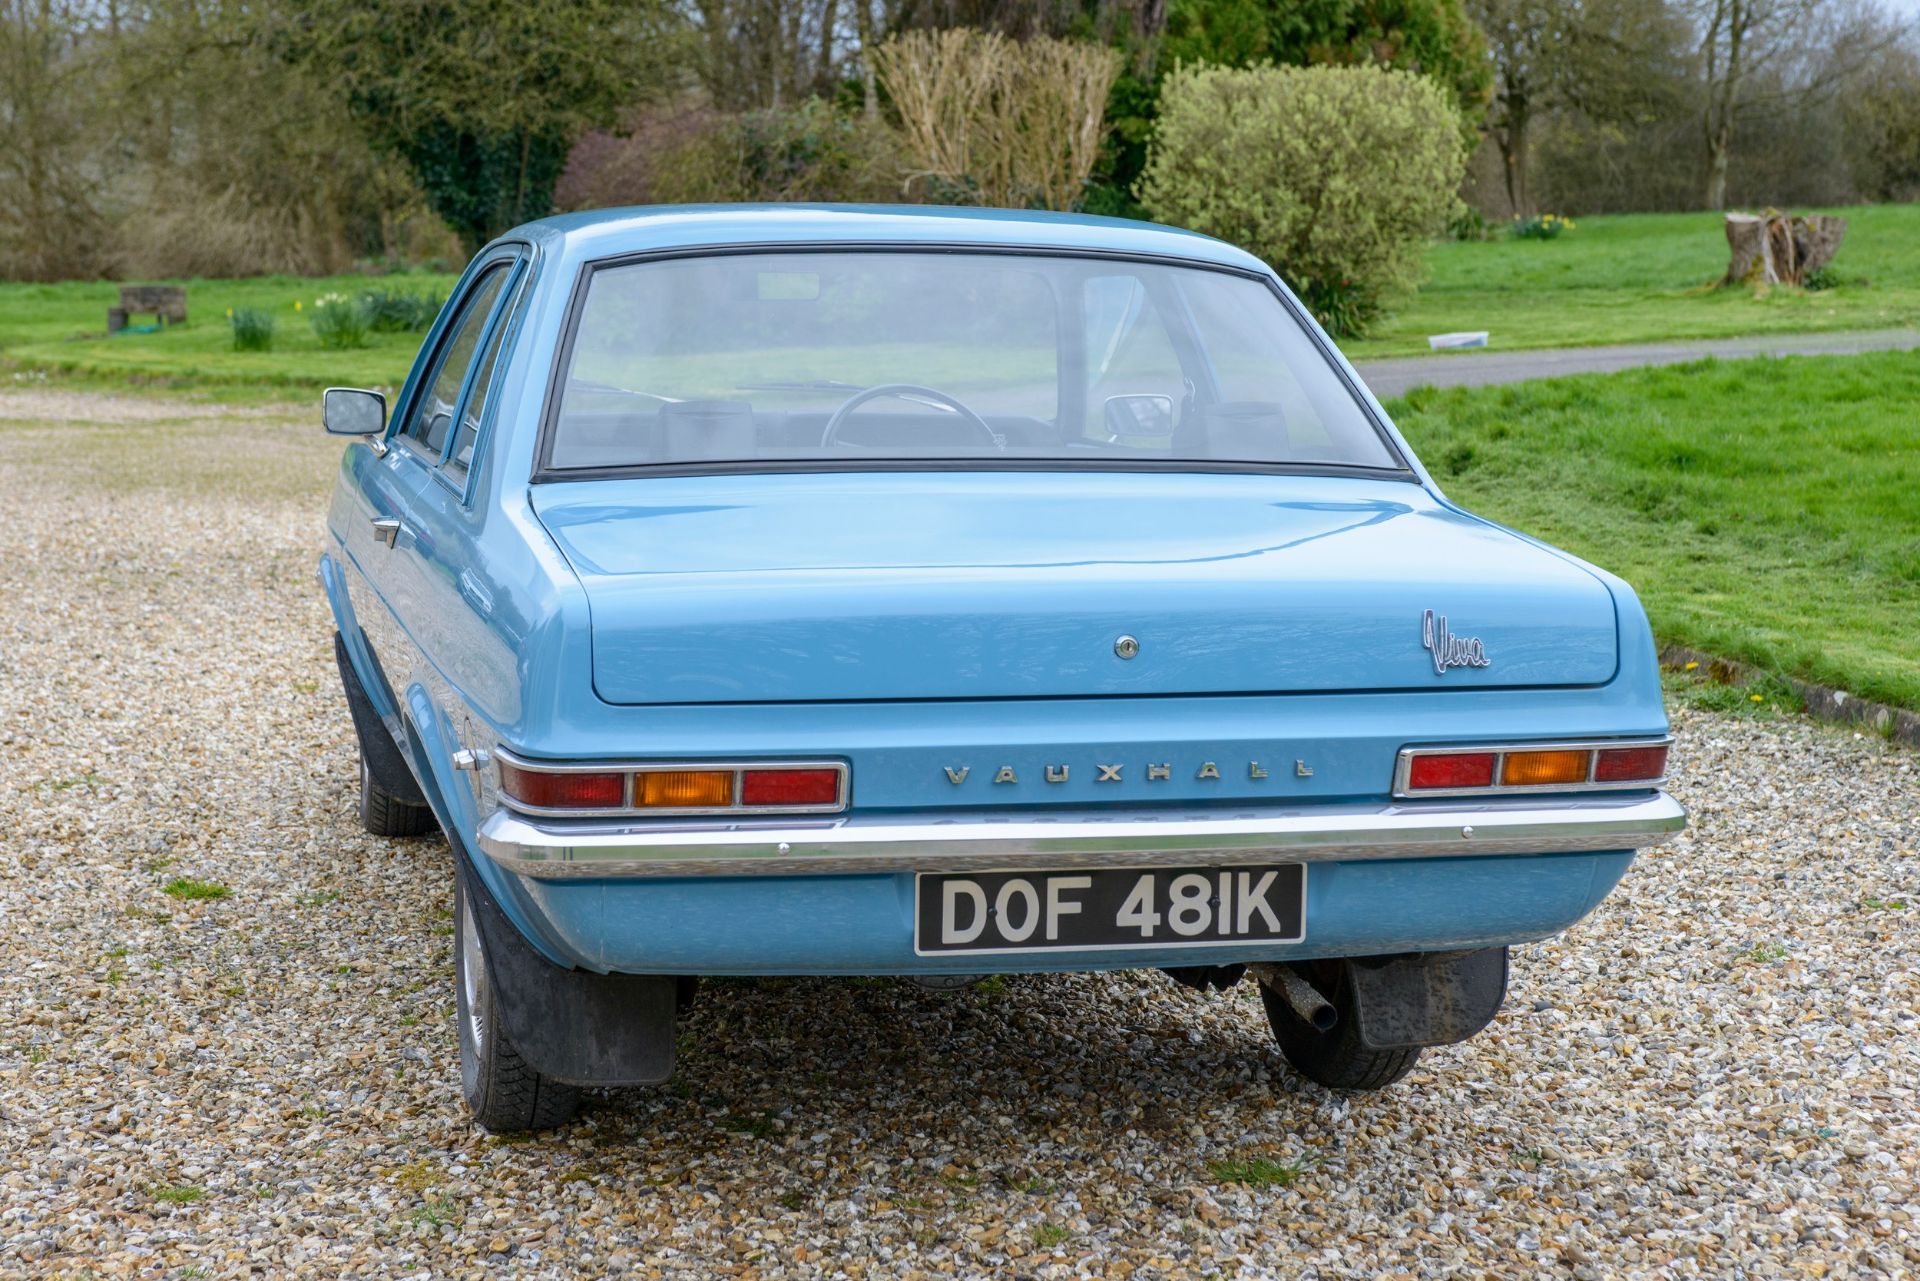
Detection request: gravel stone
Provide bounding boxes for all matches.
[2,390,1915,1278]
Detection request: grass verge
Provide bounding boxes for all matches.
[1390,351,1920,711]
[1345,203,1920,358]
[0,270,457,393]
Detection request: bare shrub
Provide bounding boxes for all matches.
[872,28,1120,209]
[116,185,342,281]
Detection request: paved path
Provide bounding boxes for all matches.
[1352,326,1920,398]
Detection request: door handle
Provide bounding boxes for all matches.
[371,516,402,548]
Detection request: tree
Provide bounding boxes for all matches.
[281,0,683,250]
[1844,39,1920,200]
[0,0,111,279]
[1162,0,1493,122]
[1686,0,1897,208]
[1470,0,1689,214]
[690,0,844,111]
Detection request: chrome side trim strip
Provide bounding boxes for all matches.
[475,793,1686,881]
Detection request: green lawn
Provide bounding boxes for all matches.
[1344,203,1920,359]
[0,270,457,394]
[1389,351,1920,711]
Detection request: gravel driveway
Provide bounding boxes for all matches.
[2,388,1915,1279]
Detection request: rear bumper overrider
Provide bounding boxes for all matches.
[476,792,1685,881]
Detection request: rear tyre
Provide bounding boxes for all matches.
[1260,961,1421,1091]
[358,752,436,838]
[454,873,580,1133]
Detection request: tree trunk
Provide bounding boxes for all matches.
[857,0,878,120]
[1703,126,1731,210]
[1723,212,1770,283]
[1495,95,1531,217]
[1723,211,1848,286]
[1793,215,1848,276]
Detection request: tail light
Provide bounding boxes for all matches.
[495,755,846,816]
[1396,740,1668,798]
[740,768,843,807]
[496,762,626,811]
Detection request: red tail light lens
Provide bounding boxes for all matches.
[741,768,841,807]
[497,762,626,810]
[494,757,848,815]
[1407,752,1497,790]
[1595,744,1668,782]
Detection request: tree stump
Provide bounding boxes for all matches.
[1723,211,1848,286]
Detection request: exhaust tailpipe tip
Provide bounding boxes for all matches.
[1252,963,1338,1032]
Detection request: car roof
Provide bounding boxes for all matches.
[503,204,1271,275]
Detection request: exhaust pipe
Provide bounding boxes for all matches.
[1251,963,1338,1032]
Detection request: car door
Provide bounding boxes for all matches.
[352,253,520,714]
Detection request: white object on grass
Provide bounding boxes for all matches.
[1428,331,1489,350]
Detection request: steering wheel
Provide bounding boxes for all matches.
[819,384,1002,451]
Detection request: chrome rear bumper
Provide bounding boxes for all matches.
[475,792,1685,881]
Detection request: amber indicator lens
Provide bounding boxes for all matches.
[636,769,734,808]
[1500,750,1590,786]
[498,762,625,810]
[740,768,841,807]
[1406,752,1497,790]
[1594,744,1668,782]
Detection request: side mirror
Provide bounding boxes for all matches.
[324,387,388,442]
[1103,393,1175,439]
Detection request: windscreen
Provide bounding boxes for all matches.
[546,251,1401,472]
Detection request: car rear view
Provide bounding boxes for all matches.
[320,208,1683,1132]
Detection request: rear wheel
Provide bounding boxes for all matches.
[454,874,580,1132]
[357,752,436,838]
[1260,961,1421,1091]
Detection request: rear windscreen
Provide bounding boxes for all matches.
[546,250,1402,473]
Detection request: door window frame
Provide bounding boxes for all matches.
[386,244,531,502]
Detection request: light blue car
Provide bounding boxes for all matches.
[319,205,1685,1132]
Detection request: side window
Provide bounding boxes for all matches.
[400,264,509,457]
[445,272,525,478]
[1173,271,1397,465]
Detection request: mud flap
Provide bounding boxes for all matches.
[457,849,679,1088]
[332,631,428,806]
[1348,947,1509,1050]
